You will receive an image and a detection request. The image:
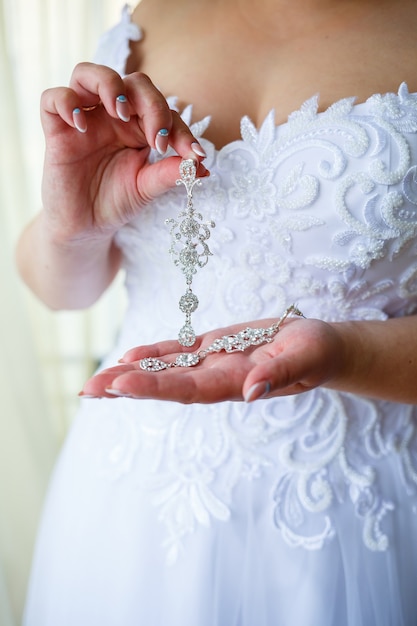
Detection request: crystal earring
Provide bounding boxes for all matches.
[166,159,215,347]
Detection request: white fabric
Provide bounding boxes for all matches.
[24,9,417,626]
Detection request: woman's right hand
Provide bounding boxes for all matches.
[16,62,208,310]
[40,62,207,245]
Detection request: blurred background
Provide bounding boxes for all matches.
[0,1,130,623]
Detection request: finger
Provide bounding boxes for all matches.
[80,364,137,398]
[41,63,134,135]
[167,110,207,161]
[82,350,248,403]
[41,89,124,136]
[242,356,301,402]
[124,73,206,158]
[41,86,90,134]
[43,64,207,160]
[242,337,318,402]
[120,338,203,363]
[70,62,130,122]
[103,366,244,404]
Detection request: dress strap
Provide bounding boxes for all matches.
[93,4,142,76]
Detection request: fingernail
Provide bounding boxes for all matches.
[73,108,87,133]
[191,142,207,158]
[155,128,169,155]
[105,388,138,398]
[244,381,271,403]
[115,94,130,122]
[78,391,101,399]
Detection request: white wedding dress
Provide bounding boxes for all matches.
[24,7,417,626]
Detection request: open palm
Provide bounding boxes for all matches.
[81,316,348,403]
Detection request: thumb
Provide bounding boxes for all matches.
[242,355,311,403]
[136,156,209,204]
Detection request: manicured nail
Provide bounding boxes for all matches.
[105,388,138,398]
[73,108,87,133]
[115,94,130,122]
[191,142,207,158]
[244,381,271,403]
[78,391,100,399]
[155,128,169,155]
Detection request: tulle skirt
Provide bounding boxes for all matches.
[24,394,417,626]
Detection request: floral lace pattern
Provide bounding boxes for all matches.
[102,82,417,563]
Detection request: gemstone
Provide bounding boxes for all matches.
[139,358,169,372]
[178,324,196,347]
[179,292,199,313]
[179,247,198,267]
[179,159,196,183]
[175,353,200,367]
[180,218,199,238]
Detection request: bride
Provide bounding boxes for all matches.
[18,1,417,624]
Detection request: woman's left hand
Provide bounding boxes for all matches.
[80,315,350,403]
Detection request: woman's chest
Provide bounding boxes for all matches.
[128,6,417,148]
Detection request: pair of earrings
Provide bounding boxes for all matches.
[139,160,304,372]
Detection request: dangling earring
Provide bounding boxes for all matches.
[166,159,215,347]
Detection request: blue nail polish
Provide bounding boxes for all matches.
[244,381,271,403]
[115,94,130,122]
[262,382,271,398]
[155,128,170,155]
[72,108,87,133]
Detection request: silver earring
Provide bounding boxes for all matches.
[166,159,215,347]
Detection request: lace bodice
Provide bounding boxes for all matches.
[90,8,417,564]
[117,87,417,331]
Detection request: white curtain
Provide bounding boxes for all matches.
[0,1,129,623]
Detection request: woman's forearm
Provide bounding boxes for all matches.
[16,211,122,310]
[328,315,417,404]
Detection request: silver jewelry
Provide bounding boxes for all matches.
[167,159,215,347]
[140,305,305,372]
